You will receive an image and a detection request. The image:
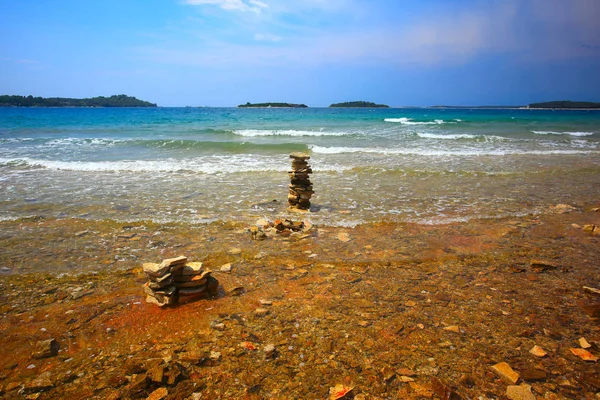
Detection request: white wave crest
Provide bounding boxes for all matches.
[532,131,595,137]
[309,145,598,157]
[384,118,447,125]
[0,156,288,174]
[233,129,348,137]
[417,133,477,140]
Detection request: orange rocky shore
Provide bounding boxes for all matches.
[0,205,599,399]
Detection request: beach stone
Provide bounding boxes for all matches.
[32,339,59,359]
[142,262,170,277]
[529,345,547,357]
[290,152,310,160]
[147,387,168,400]
[530,259,557,272]
[22,372,53,394]
[579,337,592,349]
[220,263,232,272]
[506,384,535,400]
[160,256,187,269]
[178,262,204,276]
[210,321,225,331]
[521,369,547,382]
[228,248,242,255]
[491,362,520,384]
[255,308,269,317]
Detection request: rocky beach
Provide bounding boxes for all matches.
[0,203,599,399]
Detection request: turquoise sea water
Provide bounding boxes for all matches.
[1,107,600,225]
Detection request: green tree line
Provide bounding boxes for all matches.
[0,94,157,107]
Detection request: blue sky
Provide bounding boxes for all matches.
[1,0,599,106]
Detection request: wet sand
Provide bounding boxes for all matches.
[0,206,599,399]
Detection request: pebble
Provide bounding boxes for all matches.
[491,362,520,384]
[443,325,460,333]
[506,384,536,400]
[219,263,232,272]
[529,345,547,357]
[579,337,591,349]
[255,308,269,317]
[147,387,168,400]
[228,248,242,255]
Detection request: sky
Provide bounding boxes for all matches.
[1,0,599,107]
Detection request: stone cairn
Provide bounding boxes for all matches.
[142,256,218,307]
[288,152,313,212]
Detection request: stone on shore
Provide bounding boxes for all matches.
[142,256,218,307]
[491,362,520,384]
[32,339,59,359]
[506,384,536,400]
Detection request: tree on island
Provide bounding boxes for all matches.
[528,100,600,109]
[0,94,157,107]
[238,102,308,108]
[329,101,389,108]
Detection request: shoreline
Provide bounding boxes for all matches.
[0,208,599,398]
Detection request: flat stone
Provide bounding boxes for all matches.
[143,262,170,277]
[579,337,592,349]
[160,256,188,269]
[521,369,547,382]
[491,362,520,384]
[337,232,351,242]
[255,308,269,317]
[23,372,53,394]
[147,387,168,400]
[228,248,242,255]
[529,345,547,357]
[570,347,599,361]
[506,384,535,400]
[220,263,232,272]
[290,152,310,160]
[530,260,557,271]
[178,262,204,276]
[145,294,175,307]
[443,325,460,333]
[259,299,273,306]
[210,321,225,331]
[176,279,207,288]
[178,285,207,296]
[32,339,59,359]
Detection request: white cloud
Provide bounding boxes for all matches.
[185,0,268,13]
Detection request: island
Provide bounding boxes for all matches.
[0,94,157,107]
[329,101,389,108]
[527,100,600,109]
[238,102,308,108]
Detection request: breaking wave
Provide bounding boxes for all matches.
[532,131,595,137]
[384,118,448,125]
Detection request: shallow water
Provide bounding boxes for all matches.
[1,107,600,225]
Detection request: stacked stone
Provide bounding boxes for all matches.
[288,152,313,211]
[142,256,218,307]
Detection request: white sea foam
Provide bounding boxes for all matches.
[0,156,289,174]
[0,156,349,174]
[384,118,447,125]
[532,131,595,137]
[416,133,478,140]
[233,129,349,137]
[309,145,598,157]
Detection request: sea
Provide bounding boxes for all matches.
[1,107,599,227]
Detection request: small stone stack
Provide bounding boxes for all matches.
[143,256,218,307]
[288,152,313,212]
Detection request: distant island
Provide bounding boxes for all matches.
[527,100,600,109]
[0,94,157,107]
[238,102,307,108]
[329,101,389,108]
